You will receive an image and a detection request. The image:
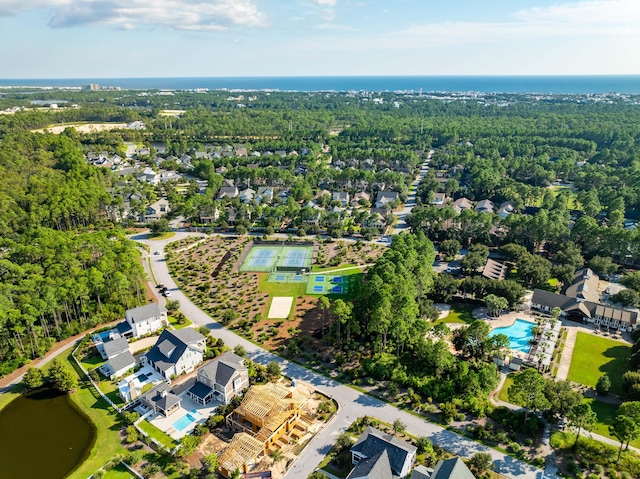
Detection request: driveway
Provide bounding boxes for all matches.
[392,149,433,235]
[137,232,544,479]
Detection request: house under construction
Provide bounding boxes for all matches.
[218,382,307,478]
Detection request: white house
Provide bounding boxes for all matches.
[144,329,206,380]
[99,351,136,380]
[144,199,170,223]
[187,351,249,405]
[375,191,399,209]
[122,303,168,339]
[351,427,417,478]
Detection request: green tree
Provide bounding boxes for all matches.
[233,345,247,357]
[203,453,219,473]
[179,435,201,458]
[165,299,180,312]
[269,448,285,466]
[610,415,639,461]
[150,218,170,235]
[22,367,45,390]
[47,358,77,392]
[544,379,582,420]
[508,368,550,424]
[596,374,612,395]
[266,361,282,379]
[567,402,597,449]
[439,239,461,261]
[468,452,493,476]
[392,419,406,436]
[484,294,508,317]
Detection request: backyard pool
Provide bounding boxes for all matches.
[490,319,535,353]
[172,410,202,432]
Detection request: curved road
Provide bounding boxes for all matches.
[138,232,543,479]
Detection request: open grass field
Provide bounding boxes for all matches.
[66,349,129,479]
[497,374,516,404]
[567,332,631,395]
[438,302,476,324]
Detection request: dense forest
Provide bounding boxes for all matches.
[0,128,145,376]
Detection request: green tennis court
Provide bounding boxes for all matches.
[240,244,313,272]
[305,274,348,295]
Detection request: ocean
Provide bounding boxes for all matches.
[0,76,639,94]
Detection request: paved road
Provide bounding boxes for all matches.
[137,232,543,479]
[392,149,433,235]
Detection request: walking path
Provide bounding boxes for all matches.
[555,327,577,381]
[308,263,374,275]
[138,232,543,479]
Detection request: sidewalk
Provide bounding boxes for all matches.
[555,327,577,381]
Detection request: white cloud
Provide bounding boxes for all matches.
[312,0,337,6]
[0,0,267,31]
[299,0,640,52]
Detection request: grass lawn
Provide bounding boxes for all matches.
[439,302,477,324]
[567,332,631,395]
[497,374,516,404]
[103,463,135,479]
[258,273,308,297]
[138,420,178,450]
[79,355,124,407]
[311,263,358,272]
[66,349,129,479]
[0,384,23,412]
[169,315,192,330]
[585,398,640,449]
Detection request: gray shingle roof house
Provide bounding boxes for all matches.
[140,383,182,417]
[144,329,206,380]
[351,427,417,478]
[101,337,130,359]
[430,457,476,479]
[375,191,399,209]
[475,199,494,214]
[347,449,393,479]
[99,351,136,380]
[187,351,249,405]
[124,303,168,339]
[531,268,639,332]
[409,465,431,479]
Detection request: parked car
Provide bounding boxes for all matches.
[156,283,165,289]
[162,290,171,297]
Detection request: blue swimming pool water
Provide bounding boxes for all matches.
[190,409,202,417]
[490,319,535,353]
[173,413,197,432]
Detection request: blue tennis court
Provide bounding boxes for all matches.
[333,276,343,283]
[313,285,324,293]
[331,286,343,293]
[315,276,325,282]
[274,274,286,281]
[292,275,304,282]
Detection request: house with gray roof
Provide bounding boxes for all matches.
[429,457,476,479]
[100,337,129,360]
[99,351,136,380]
[217,185,239,200]
[375,191,399,209]
[123,303,168,339]
[475,199,494,214]
[144,329,206,380]
[333,191,350,207]
[347,449,393,479]
[187,351,249,405]
[140,383,182,417]
[531,268,638,332]
[351,427,417,478]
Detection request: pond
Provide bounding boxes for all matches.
[0,388,96,479]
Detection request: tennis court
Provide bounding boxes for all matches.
[240,244,314,273]
[306,275,348,295]
[267,273,306,283]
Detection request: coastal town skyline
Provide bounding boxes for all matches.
[1,0,639,78]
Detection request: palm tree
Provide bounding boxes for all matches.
[270,448,285,466]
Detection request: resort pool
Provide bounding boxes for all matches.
[490,319,535,353]
[173,412,198,432]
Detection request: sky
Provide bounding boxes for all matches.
[1,0,639,78]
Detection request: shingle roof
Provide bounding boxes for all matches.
[141,383,181,412]
[188,381,214,400]
[126,303,166,324]
[103,338,129,358]
[347,449,393,479]
[351,427,416,476]
[145,329,204,371]
[105,351,136,373]
[410,465,432,479]
[431,457,476,479]
[198,351,247,388]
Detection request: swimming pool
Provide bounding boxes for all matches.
[490,319,535,353]
[172,412,199,432]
